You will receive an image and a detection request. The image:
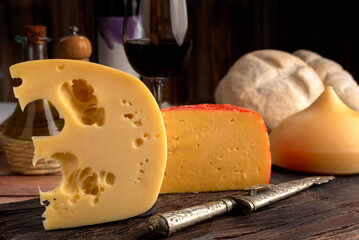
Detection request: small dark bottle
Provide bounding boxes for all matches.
[0,25,64,175]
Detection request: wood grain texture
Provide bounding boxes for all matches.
[0,197,37,204]
[1,0,359,105]
[0,176,61,195]
[0,0,96,102]
[1,167,359,239]
[0,153,61,204]
[0,153,13,176]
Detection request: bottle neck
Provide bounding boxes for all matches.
[15,35,50,61]
[23,42,48,61]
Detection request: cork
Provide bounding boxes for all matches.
[23,25,46,44]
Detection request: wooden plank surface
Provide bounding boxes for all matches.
[1,119,359,239]
[0,196,37,204]
[0,151,61,203]
[0,175,61,195]
[1,166,359,239]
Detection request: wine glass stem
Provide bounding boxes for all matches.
[150,79,164,108]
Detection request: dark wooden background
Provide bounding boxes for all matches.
[1,0,359,105]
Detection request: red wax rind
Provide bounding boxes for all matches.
[162,103,254,113]
[162,104,268,134]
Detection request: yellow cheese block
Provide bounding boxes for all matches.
[10,59,167,230]
[270,87,359,174]
[160,104,271,193]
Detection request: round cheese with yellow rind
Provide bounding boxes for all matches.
[270,87,359,174]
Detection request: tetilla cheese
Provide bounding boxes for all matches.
[10,59,167,230]
[270,87,359,174]
[160,104,271,193]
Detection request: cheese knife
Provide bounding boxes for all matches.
[130,176,334,237]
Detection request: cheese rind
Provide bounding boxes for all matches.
[10,59,167,230]
[160,104,271,193]
[270,87,359,174]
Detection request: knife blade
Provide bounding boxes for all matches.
[138,176,335,237]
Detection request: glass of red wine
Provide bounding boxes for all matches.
[123,0,192,107]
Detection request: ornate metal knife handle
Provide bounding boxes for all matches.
[147,198,236,236]
[146,176,335,236]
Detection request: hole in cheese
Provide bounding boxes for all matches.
[12,78,23,87]
[121,99,132,106]
[133,120,142,127]
[57,65,65,71]
[134,138,144,147]
[83,107,98,116]
[81,173,99,195]
[60,164,117,201]
[124,113,134,119]
[80,167,92,180]
[65,168,81,193]
[91,186,99,195]
[105,172,116,185]
[72,79,94,102]
[61,79,105,126]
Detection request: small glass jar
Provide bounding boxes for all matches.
[0,25,64,175]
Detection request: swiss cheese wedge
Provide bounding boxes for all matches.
[10,59,167,230]
[160,104,271,193]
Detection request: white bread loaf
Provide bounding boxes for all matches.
[293,49,359,111]
[215,49,324,131]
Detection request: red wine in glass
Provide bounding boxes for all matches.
[124,39,191,79]
[123,0,192,107]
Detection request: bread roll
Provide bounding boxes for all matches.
[215,49,324,131]
[293,49,359,111]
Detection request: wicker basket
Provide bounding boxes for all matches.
[0,133,61,175]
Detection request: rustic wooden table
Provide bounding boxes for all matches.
[1,148,359,239]
[1,108,359,239]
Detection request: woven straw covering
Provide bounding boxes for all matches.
[0,133,60,175]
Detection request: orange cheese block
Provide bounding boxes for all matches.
[270,87,359,174]
[160,104,271,193]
